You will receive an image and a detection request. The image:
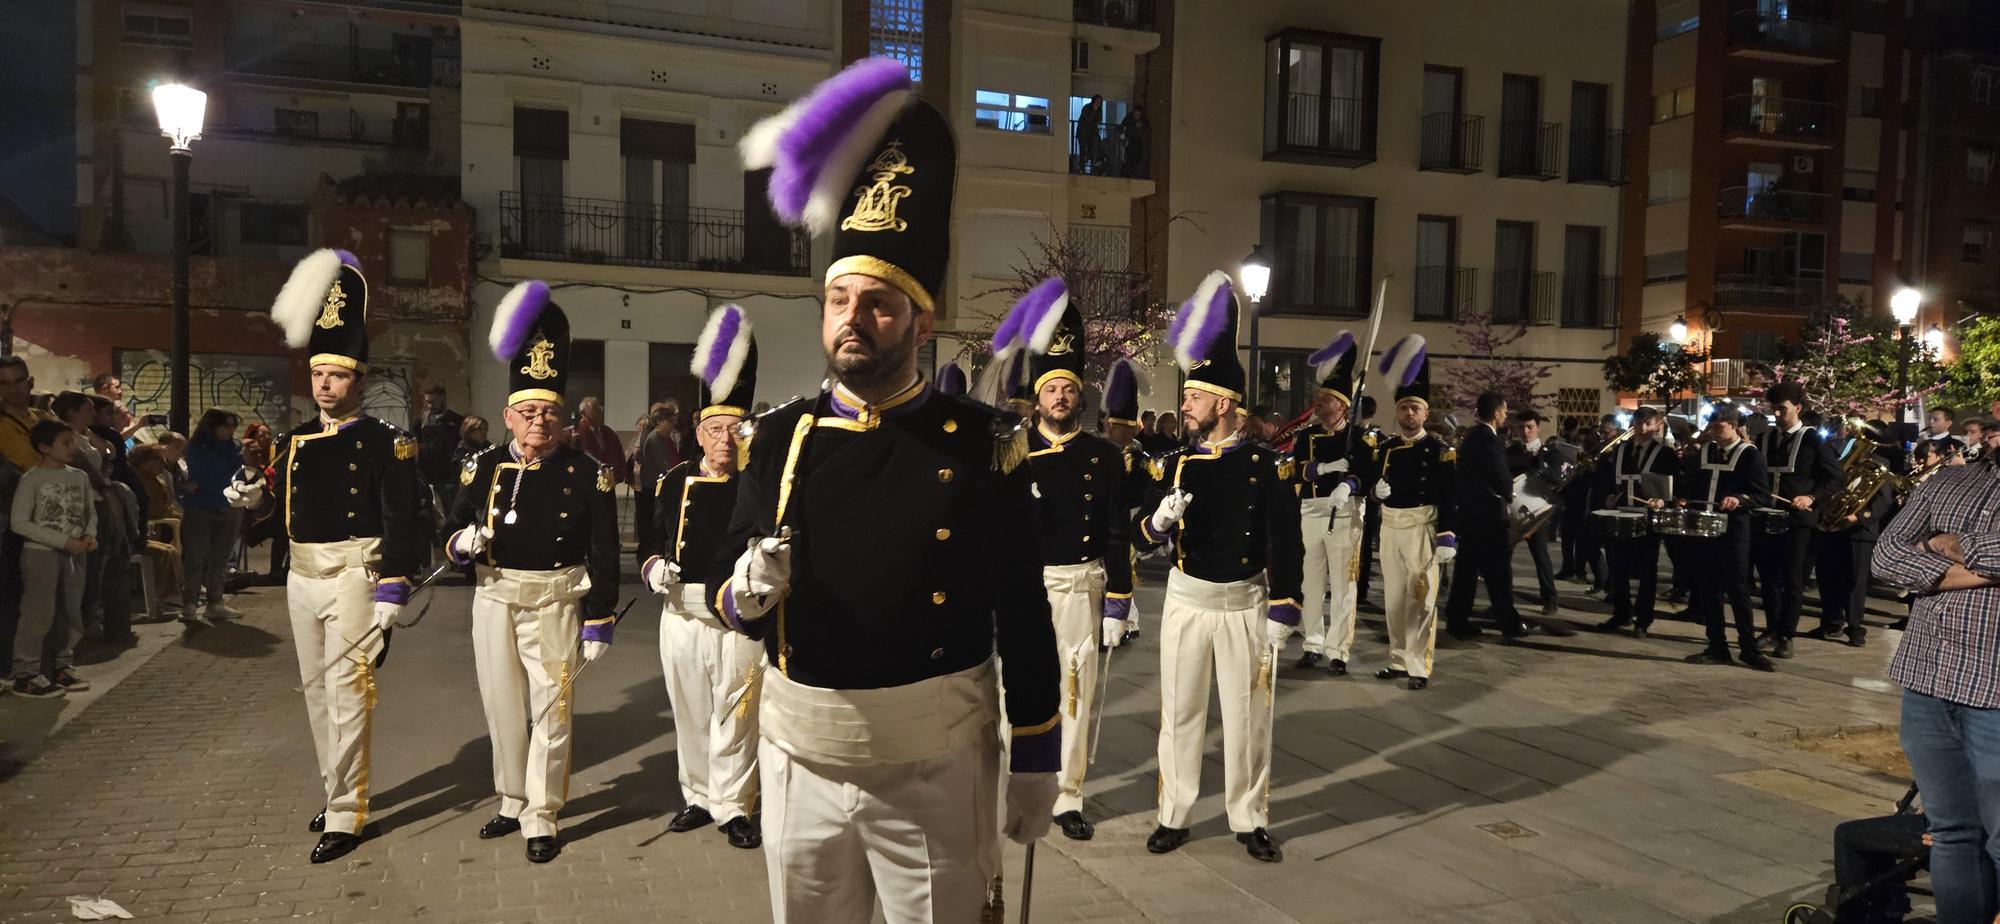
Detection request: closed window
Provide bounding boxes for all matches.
[1648,167,1690,204]
[1263,29,1381,163]
[1838,252,1872,284]
[1967,224,1993,264]
[123,2,191,48]
[1260,191,1374,316]
[1644,250,1687,284]
[1652,85,1695,123]
[1969,148,1993,187]
[1843,168,1878,202]
[974,90,1051,134]
[240,203,306,246]
[387,230,429,285]
[1852,85,1882,117]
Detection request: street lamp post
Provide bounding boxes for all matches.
[1239,245,1271,408]
[153,82,206,436]
[1891,286,1921,426]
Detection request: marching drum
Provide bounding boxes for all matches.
[1752,506,1794,536]
[1589,509,1651,540]
[1650,507,1730,539]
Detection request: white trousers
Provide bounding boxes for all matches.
[1157,569,1273,832]
[660,583,762,824]
[1300,500,1362,659]
[1380,505,1440,679]
[471,565,586,839]
[759,732,999,924]
[287,539,381,836]
[1044,560,1105,816]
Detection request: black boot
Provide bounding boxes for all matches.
[310,832,361,864]
[1236,827,1282,862]
[1146,825,1191,854]
[1054,810,1094,841]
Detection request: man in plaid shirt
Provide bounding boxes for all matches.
[1873,461,2000,922]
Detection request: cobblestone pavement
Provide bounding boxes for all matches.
[0,551,1917,923]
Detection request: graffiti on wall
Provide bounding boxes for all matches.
[118,350,293,431]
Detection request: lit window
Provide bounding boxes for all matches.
[869,0,924,86]
[974,90,1051,134]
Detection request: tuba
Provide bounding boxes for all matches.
[1817,419,1900,529]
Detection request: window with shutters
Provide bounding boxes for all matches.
[513,107,569,255]
[622,119,695,264]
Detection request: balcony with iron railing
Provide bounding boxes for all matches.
[1492,269,1556,325]
[1069,121,1150,179]
[499,192,810,276]
[1567,129,1627,185]
[1713,273,1825,308]
[1273,253,1370,317]
[1265,92,1375,166]
[1726,9,1839,62]
[1719,186,1831,226]
[1413,265,1476,321]
[224,37,460,90]
[1721,94,1837,146]
[1074,0,1154,30]
[1561,274,1620,327]
[1418,112,1483,173]
[1498,121,1563,180]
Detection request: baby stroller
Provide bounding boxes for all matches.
[1784,784,1929,923]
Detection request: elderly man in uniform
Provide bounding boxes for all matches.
[1286,331,1370,675]
[1362,336,1456,690]
[709,58,1060,923]
[639,304,765,850]
[1133,271,1303,862]
[231,249,424,864]
[445,282,621,863]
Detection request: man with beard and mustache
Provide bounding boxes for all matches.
[711,58,1058,924]
[1362,336,1456,690]
[1286,331,1371,675]
[1131,271,1302,863]
[1001,289,1134,842]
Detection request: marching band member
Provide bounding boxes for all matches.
[1807,419,1895,648]
[639,305,764,849]
[1442,390,1526,641]
[1104,357,1150,644]
[243,249,424,864]
[1505,410,1563,619]
[1133,271,1302,862]
[1594,407,1676,638]
[1286,332,1369,674]
[1364,336,1456,689]
[1752,383,1840,660]
[446,282,621,863]
[713,58,1059,922]
[1677,407,1775,671]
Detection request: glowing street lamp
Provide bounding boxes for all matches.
[152,82,207,434]
[1240,244,1271,407]
[1890,287,1923,425]
[1668,315,1689,345]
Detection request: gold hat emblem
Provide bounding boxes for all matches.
[521,337,558,380]
[316,280,348,330]
[840,141,915,233]
[1047,330,1076,356]
[1191,359,1211,370]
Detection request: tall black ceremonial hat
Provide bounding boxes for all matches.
[490,281,571,407]
[693,304,757,420]
[1309,331,1358,402]
[1171,270,1245,402]
[272,248,370,372]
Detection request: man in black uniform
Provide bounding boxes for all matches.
[1006,289,1134,841]
[1505,409,1564,619]
[1806,419,1896,648]
[234,249,425,864]
[1443,390,1524,641]
[1133,270,1303,862]
[1751,382,1841,659]
[1287,332,1371,674]
[445,282,621,863]
[640,304,764,849]
[714,58,1059,922]
[1594,407,1678,637]
[1364,337,1456,688]
[1104,356,1150,644]
[1679,407,1776,671]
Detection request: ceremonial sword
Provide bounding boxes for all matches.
[297,559,456,688]
[1087,643,1115,764]
[1019,841,1037,924]
[533,596,639,729]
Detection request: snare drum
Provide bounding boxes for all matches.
[1648,507,1689,537]
[1590,509,1651,540]
[1752,506,1793,535]
[1684,509,1729,539]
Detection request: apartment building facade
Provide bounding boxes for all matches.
[1902,42,2000,327]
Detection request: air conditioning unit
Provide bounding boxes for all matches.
[1792,155,1816,174]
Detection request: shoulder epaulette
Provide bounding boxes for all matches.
[995,421,1030,474]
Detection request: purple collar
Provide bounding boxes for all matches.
[828,378,930,423]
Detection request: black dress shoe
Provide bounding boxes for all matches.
[1054,810,1094,841]
[1801,625,1844,641]
[1684,647,1733,665]
[1295,651,1323,670]
[1374,667,1408,681]
[478,814,522,840]
[1146,825,1191,854]
[308,810,326,833]
[1631,623,1649,640]
[1498,623,1529,640]
[1326,658,1348,677]
[526,836,559,863]
[1407,677,1429,691]
[1740,649,1777,672]
[719,816,761,849]
[310,832,361,864]
[667,805,714,833]
[1770,638,1794,660]
[1846,631,1867,648]
[1597,616,1630,631]
[1236,827,1283,863]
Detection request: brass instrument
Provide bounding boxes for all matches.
[1818,419,1899,528]
[1577,424,1636,474]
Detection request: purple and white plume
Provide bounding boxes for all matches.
[691,304,754,401]
[271,249,359,348]
[489,280,553,361]
[1308,330,1356,380]
[1016,277,1070,355]
[740,57,914,234]
[1378,334,1428,389]
[989,299,1029,363]
[1169,270,1234,371]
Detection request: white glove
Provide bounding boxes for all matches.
[362,602,400,663]
[1266,618,1290,647]
[729,536,792,622]
[1149,488,1193,534]
[1328,482,1353,506]
[450,526,492,560]
[581,640,610,663]
[1102,616,1126,648]
[1372,479,1393,501]
[1315,459,1349,477]
[642,557,681,595]
[223,479,264,509]
[1002,771,1059,845]
[372,601,400,633]
[1434,544,1458,564]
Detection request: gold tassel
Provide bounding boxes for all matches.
[736,663,762,721]
[994,422,1029,474]
[1066,655,1080,717]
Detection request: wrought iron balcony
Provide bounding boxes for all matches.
[1561,274,1620,328]
[225,38,460,89]
[1568,129,1627,185]
[1727,10,1839,61]
[1418,113,1483,173]
[1413,266,1475,321]
[1722,94,1837,143]
[1069,121,1151,179]
[1714,273,1825,307]
[1719,186,1831,225]
[1498,121,1563,180]
[1492,269,1556,325]
[499,192,810,277]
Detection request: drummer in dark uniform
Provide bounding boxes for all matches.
[1751,382,1840,660]
[445,282,621,863]
[233,249,425,865]
[1677,407,1775,671]
[1594,407,1678,637]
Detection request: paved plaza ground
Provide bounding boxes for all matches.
[0,551,1920,923]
